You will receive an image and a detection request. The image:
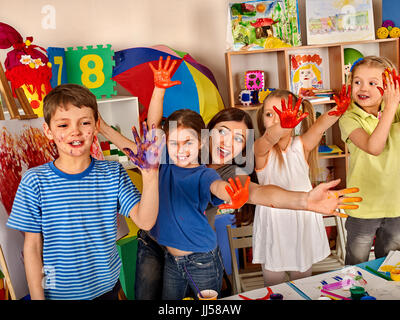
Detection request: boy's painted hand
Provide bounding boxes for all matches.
[273,94,308,128]
[329,84,351,116]
[123,122,165,170]
[148,56,181,89]
[219,176,250,210]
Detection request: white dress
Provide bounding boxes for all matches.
[252,136,330,272]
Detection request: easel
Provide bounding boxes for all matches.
[0,61,38,300]
[0,63,38,120]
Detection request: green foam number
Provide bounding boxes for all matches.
[65,44,117,99]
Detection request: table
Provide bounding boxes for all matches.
[222,258,400,300]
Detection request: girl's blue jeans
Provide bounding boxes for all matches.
[162,246,224,300]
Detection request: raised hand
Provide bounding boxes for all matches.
[329,84,352,116]
[307,179,362,217]
[273,94,308,128]
[148,56,181,89]
[123,122,165,170]
[219,176,250,210]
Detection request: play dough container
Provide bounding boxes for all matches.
[198,289,218,300]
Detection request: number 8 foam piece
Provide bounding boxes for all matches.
[65,44,117,99]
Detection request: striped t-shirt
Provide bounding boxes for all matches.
[7,158,141,300]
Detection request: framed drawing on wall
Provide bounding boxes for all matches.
[306,0,375,45]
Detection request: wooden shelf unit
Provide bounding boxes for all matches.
[225,38,400,188]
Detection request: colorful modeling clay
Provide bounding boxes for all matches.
[329,84,351,116]
[219,176,250,210]
[148,56,181,89]
[123,122,164,170]
[238,287,273,300]
[273,94,308,128]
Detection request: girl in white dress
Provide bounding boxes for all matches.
[253,88,352,286]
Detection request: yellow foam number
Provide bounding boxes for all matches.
[80,54,105,89]
[54,56,64,85]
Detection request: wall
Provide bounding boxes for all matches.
[0,0,232,106]
[0,0,382,109]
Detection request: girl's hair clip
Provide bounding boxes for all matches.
[350,58,364,72]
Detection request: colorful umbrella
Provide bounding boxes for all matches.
[112,45,225,124]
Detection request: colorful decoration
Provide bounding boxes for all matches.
[228,0,301,51]
[65,44,116,99]
[239,90,252,106]
[47,47,68,88]
[0,22,52,117]
[376,19,400,39]
[329,85,351,117]
[258,88,275,103]
[245,70,264,90]
[273,94,308,128]
[112,45,225,124]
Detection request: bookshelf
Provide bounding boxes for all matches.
[225,38,400,188]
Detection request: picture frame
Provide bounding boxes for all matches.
[306,0,375,45]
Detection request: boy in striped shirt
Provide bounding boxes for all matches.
[7,84,160,300]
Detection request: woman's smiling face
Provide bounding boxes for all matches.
[209,120,248,165]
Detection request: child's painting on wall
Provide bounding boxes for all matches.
[228,0,302,51]
[306,0,375,45]
[290,54,323,96]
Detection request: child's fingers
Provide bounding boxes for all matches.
[294,97,303,114]
[335,187,359,196]
[148,62,157,73]
[377,86,384,96]
[158,56,163,69]
[228,177,239,193]
[170,80,182,86]
[281,98,287,112]
[225,184,235,199]
[273,106,282,117]
[234,177,243,190]
[288,95,293,111]
[340,197,362,203]
[131,126,142,145]
[167,58,176,74]
[296,112,309,123]
[338,204,359,210]
[244,176,251,189]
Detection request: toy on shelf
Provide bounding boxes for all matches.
[376,20,400,39]
[245,70,264,90]
[0,22,52,117]
[239,69,274,106]
[344,48,364,82]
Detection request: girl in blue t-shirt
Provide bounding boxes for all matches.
[99,57,361,299]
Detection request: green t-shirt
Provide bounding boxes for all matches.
[339,101,400,218]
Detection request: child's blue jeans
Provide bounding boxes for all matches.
[162,246,224,300]
[135,229,166,300]
[345,216,400,265]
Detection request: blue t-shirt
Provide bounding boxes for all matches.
[7,158,141,300]
[150,163,223,252]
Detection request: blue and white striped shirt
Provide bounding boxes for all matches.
[7,158,141,300]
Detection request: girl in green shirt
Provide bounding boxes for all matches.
[339,56,400,265]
